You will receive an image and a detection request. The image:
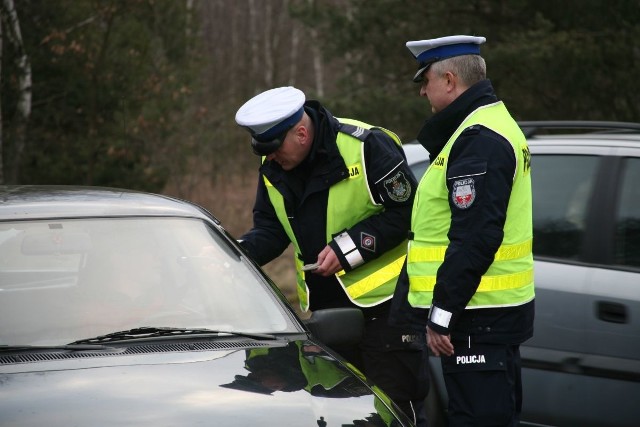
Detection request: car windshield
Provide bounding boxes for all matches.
[0,217,297,346]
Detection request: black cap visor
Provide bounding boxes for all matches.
[413,59,438,83]
[251,132,286,156]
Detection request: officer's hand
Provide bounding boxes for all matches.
[314,246,342,277]
[427,325,454,357]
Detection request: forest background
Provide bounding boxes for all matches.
[2,0,639,309]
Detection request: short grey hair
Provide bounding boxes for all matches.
[430,54,486,87]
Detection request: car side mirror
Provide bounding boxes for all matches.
[303,307,364,347]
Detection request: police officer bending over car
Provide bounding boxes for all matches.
[390,36,535,426]
[235,86,428,426]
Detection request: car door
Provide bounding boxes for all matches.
[585,150,640,370]
[527,146,603,356]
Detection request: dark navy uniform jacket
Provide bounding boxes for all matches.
[240,100,418,318]
[390,80,534,345]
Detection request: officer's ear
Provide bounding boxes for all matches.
[444,70,457,88]
[294,122,314,147]
[445,70,469,94]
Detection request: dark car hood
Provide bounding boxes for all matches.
[0,339,407,426]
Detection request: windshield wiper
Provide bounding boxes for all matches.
[0,344,114,352]
[69,326,280,345]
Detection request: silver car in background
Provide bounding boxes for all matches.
[403,121,640,427]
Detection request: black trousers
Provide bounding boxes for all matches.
[441,342,522,427]
[334,317,430,427]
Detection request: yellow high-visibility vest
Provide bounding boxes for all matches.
[407,102,535,309]
[265,118,407,312]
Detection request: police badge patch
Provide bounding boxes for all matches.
[452,178,476,209]
[360,232,376,252]
[383,171,411,202]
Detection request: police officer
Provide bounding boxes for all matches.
[390,36,535,426]
[235,86,428,426]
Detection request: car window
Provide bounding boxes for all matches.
[410,160,430,181]
[0,217,296,346]
[615,157,640,267]
[531,154,599,259]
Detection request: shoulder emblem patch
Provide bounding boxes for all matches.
[452,178,476,209]
[383,171,411,202]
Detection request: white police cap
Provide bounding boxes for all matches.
[235,86,306,142]
[406,35,486,82]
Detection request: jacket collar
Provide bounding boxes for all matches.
[416,79,498,160]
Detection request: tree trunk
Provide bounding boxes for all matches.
[248,0,259,88]
[0,11,4,184]
[310,26,324,97]
[288,23,299,86]
[263,1,274,87]
[1,0,32,184]
[306,0,324,97]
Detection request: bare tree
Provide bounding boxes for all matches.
[304,0,324,97]
[248,0,260,84]
[0,0,31,184]
[0,10,3,184]
[288,20,300,85]
[309,26,324,97]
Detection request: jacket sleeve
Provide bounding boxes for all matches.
[427,125,517,335]
[238,173,291,266]
[328,129,417,271]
